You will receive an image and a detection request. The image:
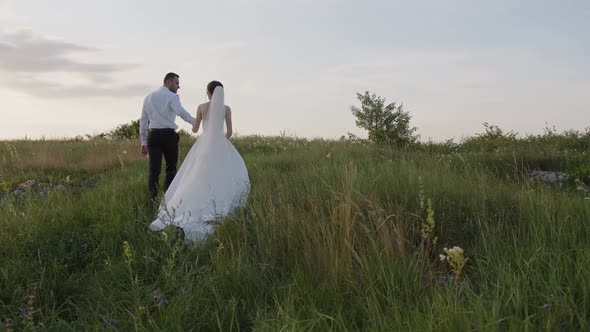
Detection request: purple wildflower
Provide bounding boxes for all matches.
[153,288,167,311]
[543,304,550,311]
[55,184,67,191]
[156,298,168,311]
[25,179,35,186]
[100,316,120,329]
[39,191,45,197]
[21,308,30,316]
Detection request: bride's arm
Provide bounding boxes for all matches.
[225,106,233,139]
[192,105,203,133]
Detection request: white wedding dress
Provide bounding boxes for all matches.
[149,86,250,242]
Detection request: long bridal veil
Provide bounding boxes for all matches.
[149,86,250,242]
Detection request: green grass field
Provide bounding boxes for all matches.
[0,136,589,331]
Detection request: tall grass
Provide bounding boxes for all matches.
[0,137,588,330]
[0,140,146,175]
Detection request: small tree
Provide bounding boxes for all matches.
[350,91,419,146]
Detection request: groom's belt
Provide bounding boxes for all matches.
[149,128,175,132]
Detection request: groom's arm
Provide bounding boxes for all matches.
[170,95,196,125]
[139,97,149,155]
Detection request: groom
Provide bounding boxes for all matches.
[140,72,196,201]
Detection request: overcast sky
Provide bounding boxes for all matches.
[1,0,588,141]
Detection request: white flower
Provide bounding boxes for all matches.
[451,246,464,254]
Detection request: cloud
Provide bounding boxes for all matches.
[0,27,150,98]
[9,76,151,98]
[0,1,17,21]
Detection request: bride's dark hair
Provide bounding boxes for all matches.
[207,81,223,94]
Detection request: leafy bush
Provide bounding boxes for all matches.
[109,120,140,140]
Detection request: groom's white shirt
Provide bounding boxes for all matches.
[139,87,196,145]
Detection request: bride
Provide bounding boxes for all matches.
[149,81,250,242]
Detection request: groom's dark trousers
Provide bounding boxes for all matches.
[147,128,180,200]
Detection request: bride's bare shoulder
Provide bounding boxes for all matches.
[197,102,210,112]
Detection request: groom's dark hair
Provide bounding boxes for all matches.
[164,72,179,83]
[207,81,223,94]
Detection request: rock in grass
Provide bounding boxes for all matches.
[527,170,570,184]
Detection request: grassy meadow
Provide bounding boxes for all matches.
[0,134,589,331]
